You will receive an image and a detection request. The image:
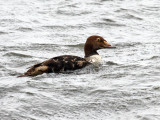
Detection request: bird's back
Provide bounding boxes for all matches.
[18,55,90,77]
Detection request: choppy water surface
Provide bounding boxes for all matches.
[0,0,160,120]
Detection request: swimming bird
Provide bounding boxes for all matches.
[18,35,115,77]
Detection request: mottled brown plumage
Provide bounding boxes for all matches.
[18,35,115,77]
[18,55,90,77]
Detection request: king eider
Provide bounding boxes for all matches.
[18,35,116,77]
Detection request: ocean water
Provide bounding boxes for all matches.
[0,0,160,120]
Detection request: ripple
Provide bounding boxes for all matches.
[43,25,85,30]
[91,22,125,28]
[152,86,160,91]
[148,56,160,60]
[0,18,20,23]
[4,52,32,58]
[122,13,143,20]
[42,25,65,30]
[66,43,84,48]
[102,18,116,23]
[16,27,33,32]
[56,10,91,16]
[0,31,8,35]
[105,61,119,65]
[89,88,114,95]
[114,42,142,48]
[100,0,113,2]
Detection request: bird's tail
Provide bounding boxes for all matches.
[18,64,49,77]
[17,74,28,77]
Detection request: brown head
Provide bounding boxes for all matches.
[84,35,115,57]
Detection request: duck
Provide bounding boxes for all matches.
[18,35,115,77]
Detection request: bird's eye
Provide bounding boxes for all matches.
[97,38,101,42]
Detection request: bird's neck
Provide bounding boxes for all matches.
[84,44,99,57]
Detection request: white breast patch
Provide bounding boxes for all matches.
[85,55,102,66]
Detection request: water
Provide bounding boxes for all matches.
[0,0,160,119]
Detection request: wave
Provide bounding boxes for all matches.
[16,27,33,32]
[65,43,84,48]
[105,61,119,65]
[121,13,143,20]
[4,52,33,58]
[56,10,91,16]
[146,56,160,60]
[91,21,125,27]
[114,42,142,48]
[42,25,85,30]
[0,31,8,35]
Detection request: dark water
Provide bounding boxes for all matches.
[0,0,160,120]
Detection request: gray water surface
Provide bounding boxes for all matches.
[0,0,160,120]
